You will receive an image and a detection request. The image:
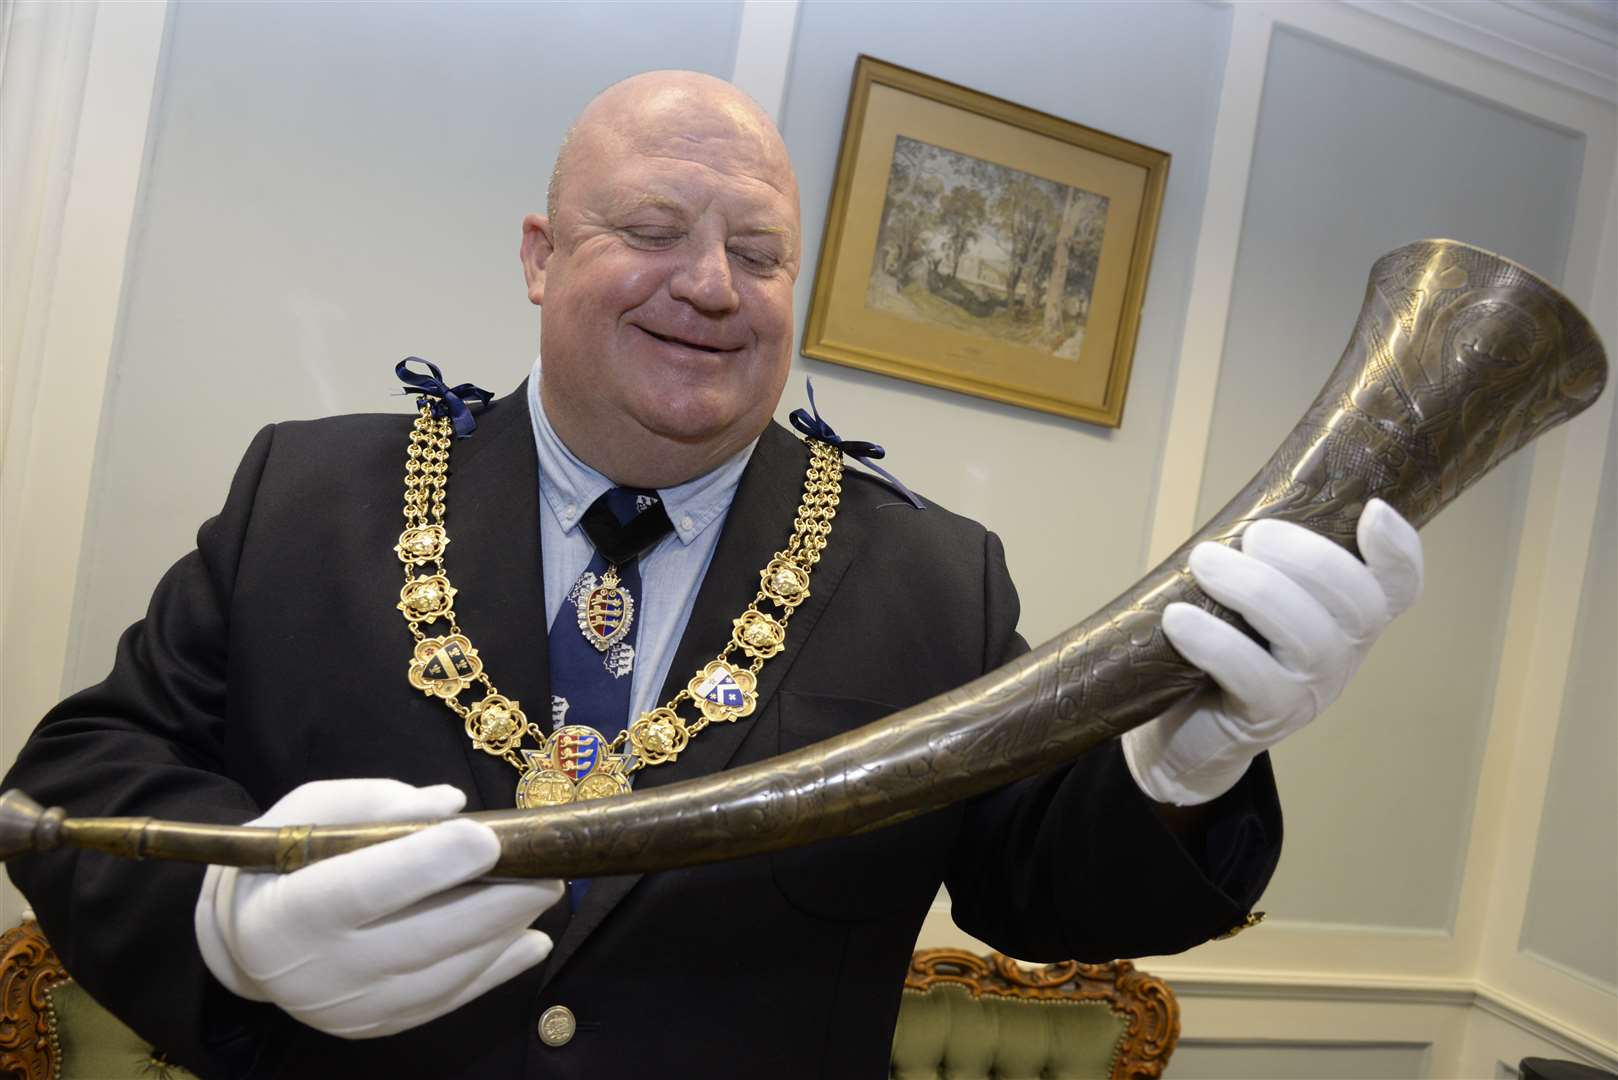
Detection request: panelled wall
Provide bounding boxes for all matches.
[60,0,746,690]
[1200,24,1576,936]
[1521,416,1617,989]
[3,2,1613,1076]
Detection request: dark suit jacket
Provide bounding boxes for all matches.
[4,384,1279,1078]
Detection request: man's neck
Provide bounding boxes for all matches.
[538,383,754,490]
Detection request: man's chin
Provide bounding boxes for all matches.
[632,395,734,439]
[634,404,767,458]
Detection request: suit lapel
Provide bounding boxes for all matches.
[542,423,862,983]
[429,380,550,814]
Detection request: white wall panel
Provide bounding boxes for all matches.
[1196,25,1586,933]
[1171,1040,1429,1079]
[777,0,1234,646]
[1,0,171,930]
[1519,414,1617,991]
[63,0,744,693]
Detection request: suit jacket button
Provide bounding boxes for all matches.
[538,1005,576,1047]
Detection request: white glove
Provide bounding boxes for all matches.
[1124,498,1424,806]
[195,778,564,1038]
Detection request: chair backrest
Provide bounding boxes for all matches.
[0,920,197,1080]
[891,948,1179,1080]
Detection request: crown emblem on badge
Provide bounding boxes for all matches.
[576,569,635,652]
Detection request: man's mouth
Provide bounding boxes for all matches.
[638,326,738,354]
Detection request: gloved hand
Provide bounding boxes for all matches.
[1124,498,1424,806]
[194,778,564,1038]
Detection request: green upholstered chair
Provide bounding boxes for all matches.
[890,949,1179,1080]
[0,920,197,1080]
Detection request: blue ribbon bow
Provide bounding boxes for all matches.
[395,357,492,438]
[789,379,924,509]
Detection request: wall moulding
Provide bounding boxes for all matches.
[1150,971,1612,1072]
[0,0,171,930]
[1145,1,1272,566]
[0,0,97,448]
[1472,985,1618,1073]
[730,0,799,123]
[1343,0,1618,105]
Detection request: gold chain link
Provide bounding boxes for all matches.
[392,403,841,803]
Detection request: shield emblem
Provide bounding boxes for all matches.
[586,587,625,638]
[409,634,482,700]
[553,726,603,781]
[422,640,474,682]
[577,580,634,651]
[696,668,746,710]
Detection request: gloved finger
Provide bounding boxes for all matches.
[1241,518,1390,640]
[1161,603,1308,736]
[277,928,517,1036]
[1187,541,1343,674]
[252,778,467,828]
[1359,498,1424,616]
[312,930,554,1039]
[429,928,554,1019]
[195,866,268,1002]
[359,879,566,965]
[221,837,521,988]
[277,818,502,931]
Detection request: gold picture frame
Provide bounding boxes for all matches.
[803,57,1170,427]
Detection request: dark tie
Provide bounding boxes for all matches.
[545,487,672,908]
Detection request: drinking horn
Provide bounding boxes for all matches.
[0,239,1607,878]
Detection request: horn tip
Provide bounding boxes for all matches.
[0,790,65,861]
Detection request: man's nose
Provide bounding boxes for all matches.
[669,240,740,314]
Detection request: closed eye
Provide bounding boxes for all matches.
[730,247,781,272]
[622,229,682,248]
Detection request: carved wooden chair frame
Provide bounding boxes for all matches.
[0,921,68,1080]
[904,948,1179,1080]
[1,920,190,1080]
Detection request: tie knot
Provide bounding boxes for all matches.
[582,488,673,564]
[601,487,660,526]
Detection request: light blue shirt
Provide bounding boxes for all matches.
[526,358,757,727]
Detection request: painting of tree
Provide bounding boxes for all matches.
[866,136,1109,359]
[803,57,1171,426]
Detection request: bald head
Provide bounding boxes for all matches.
[519,67,804,487]
[547,71,795,221]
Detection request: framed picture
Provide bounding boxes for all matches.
[803,57,1170,427]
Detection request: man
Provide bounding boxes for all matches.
[4,72,1421,1077]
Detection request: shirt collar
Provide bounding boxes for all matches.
[525,356,756,546]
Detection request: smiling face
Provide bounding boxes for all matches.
[521,73,802,487]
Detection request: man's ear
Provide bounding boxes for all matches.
[520,213,555,305]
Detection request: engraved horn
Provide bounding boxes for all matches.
[0,240,1607,877]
